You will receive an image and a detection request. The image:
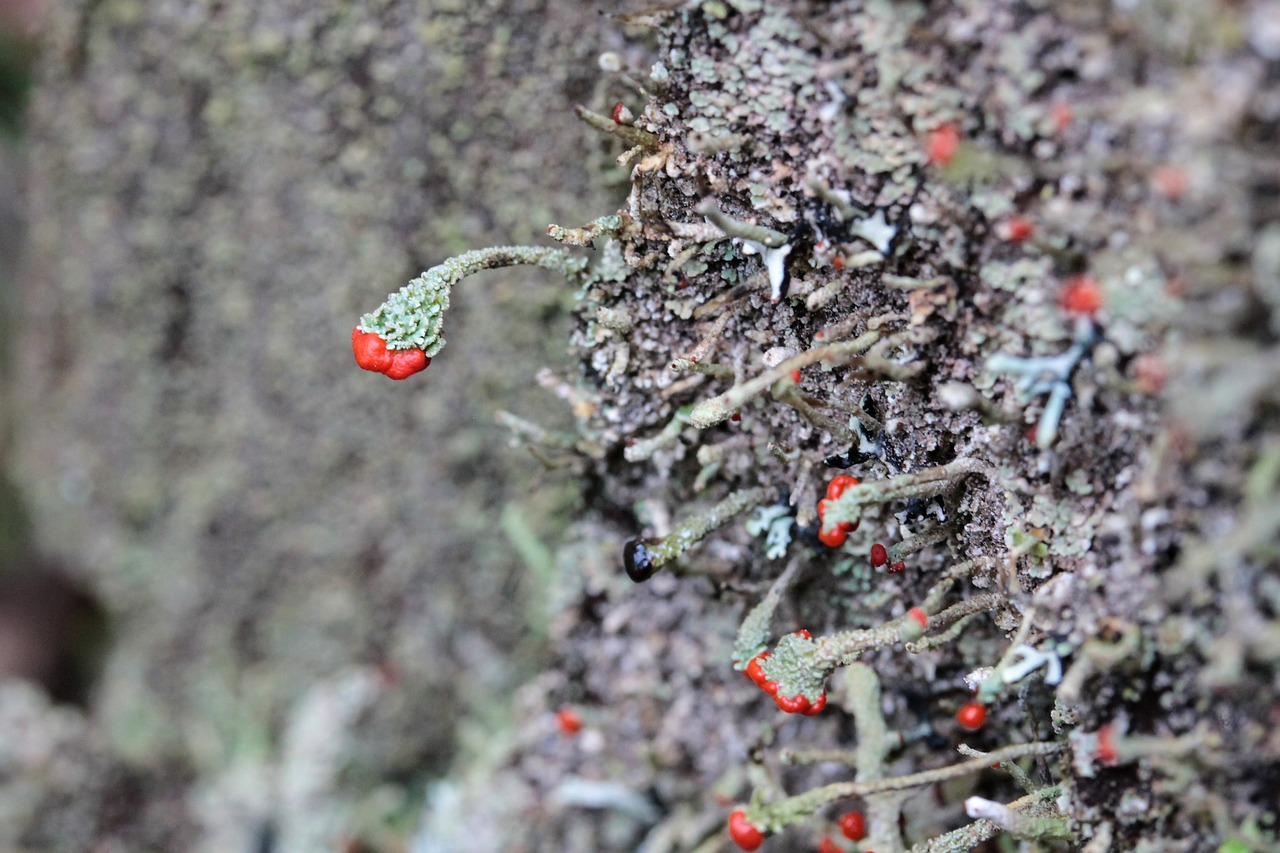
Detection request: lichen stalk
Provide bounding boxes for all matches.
[746,742,1067,832]
[689,331,882,428]
[623,487,770,582]
[358,246,586,354]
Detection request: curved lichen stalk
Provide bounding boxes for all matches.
[353,245,588,378]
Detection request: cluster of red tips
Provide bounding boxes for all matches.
[817,837,842,853]
[818,475,860,548]
[995,217,1034,243]
[555,707,582,736]
[1060,275,1104,316]
[352,327,430,380]
[870,543,888,567]
[956,701,987,730]
[838,810,866,841]
[744,650,826,715]
[926,122,961,166]
[728,810,765,851]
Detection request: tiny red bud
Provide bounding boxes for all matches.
[1132,353,1168,394]
[352,326,392,373]
[1151,164,1188,199]
[384,347,429,380]
[555,707,583,735]
[888,560,906,573]
[870,543,888,567]
[818,836,842,853]
[731,411,742,422]
[728,810,765,851]
[927,122,960,166]
[775,692,810,714]
[746,653,770,686]
[795,629,812,640]
[956,701,987,730]
[1060,275,1104,316]
[611,101,633,125]
[995,217,1034,242]
[907,607,928,629]
[790,369,802,383]
[1096,723,1118,764]
[826,475,860,500]
[838,810,866,841]
[1050,102,1073,134]
[831,254,844,271]
[802,692,826,716]
[818,523,848,548]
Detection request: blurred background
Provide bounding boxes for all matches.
[0,0,640,848]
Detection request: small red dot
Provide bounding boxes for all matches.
[790,369,802,383]
[956,701,986,730]
[870,543,888,567]
[1060,275,1104,316]
[888,560,905,573]
[839,810,866,841]
[1096,723,1118,764]
[556,707,583,735]
[927,122,960,166]
[826,475,859,500]
[1050,102,1073,134]
[995,217,1033,242]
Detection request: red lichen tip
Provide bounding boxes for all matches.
[775,692,811,714]
[352,326,430,380]
[838,810,866,841]
[870,543,888,567]
[1151,164,1188,200]
[907,607,928,629]
[825,475,860,500]
[1096,723,1118,764]
[1060,276,1104,317]
[817,836,842,853]
[888,560,906,573]
[555,707,583,735]
[927,122,961,166]
[956,701,987,730]
[995,217,1034,242]
[1050,102,1073,134]
[728,810,765,851]
[818,522,848,549]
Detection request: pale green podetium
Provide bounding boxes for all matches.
[624,487,770,582]
[358,246,586,354]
